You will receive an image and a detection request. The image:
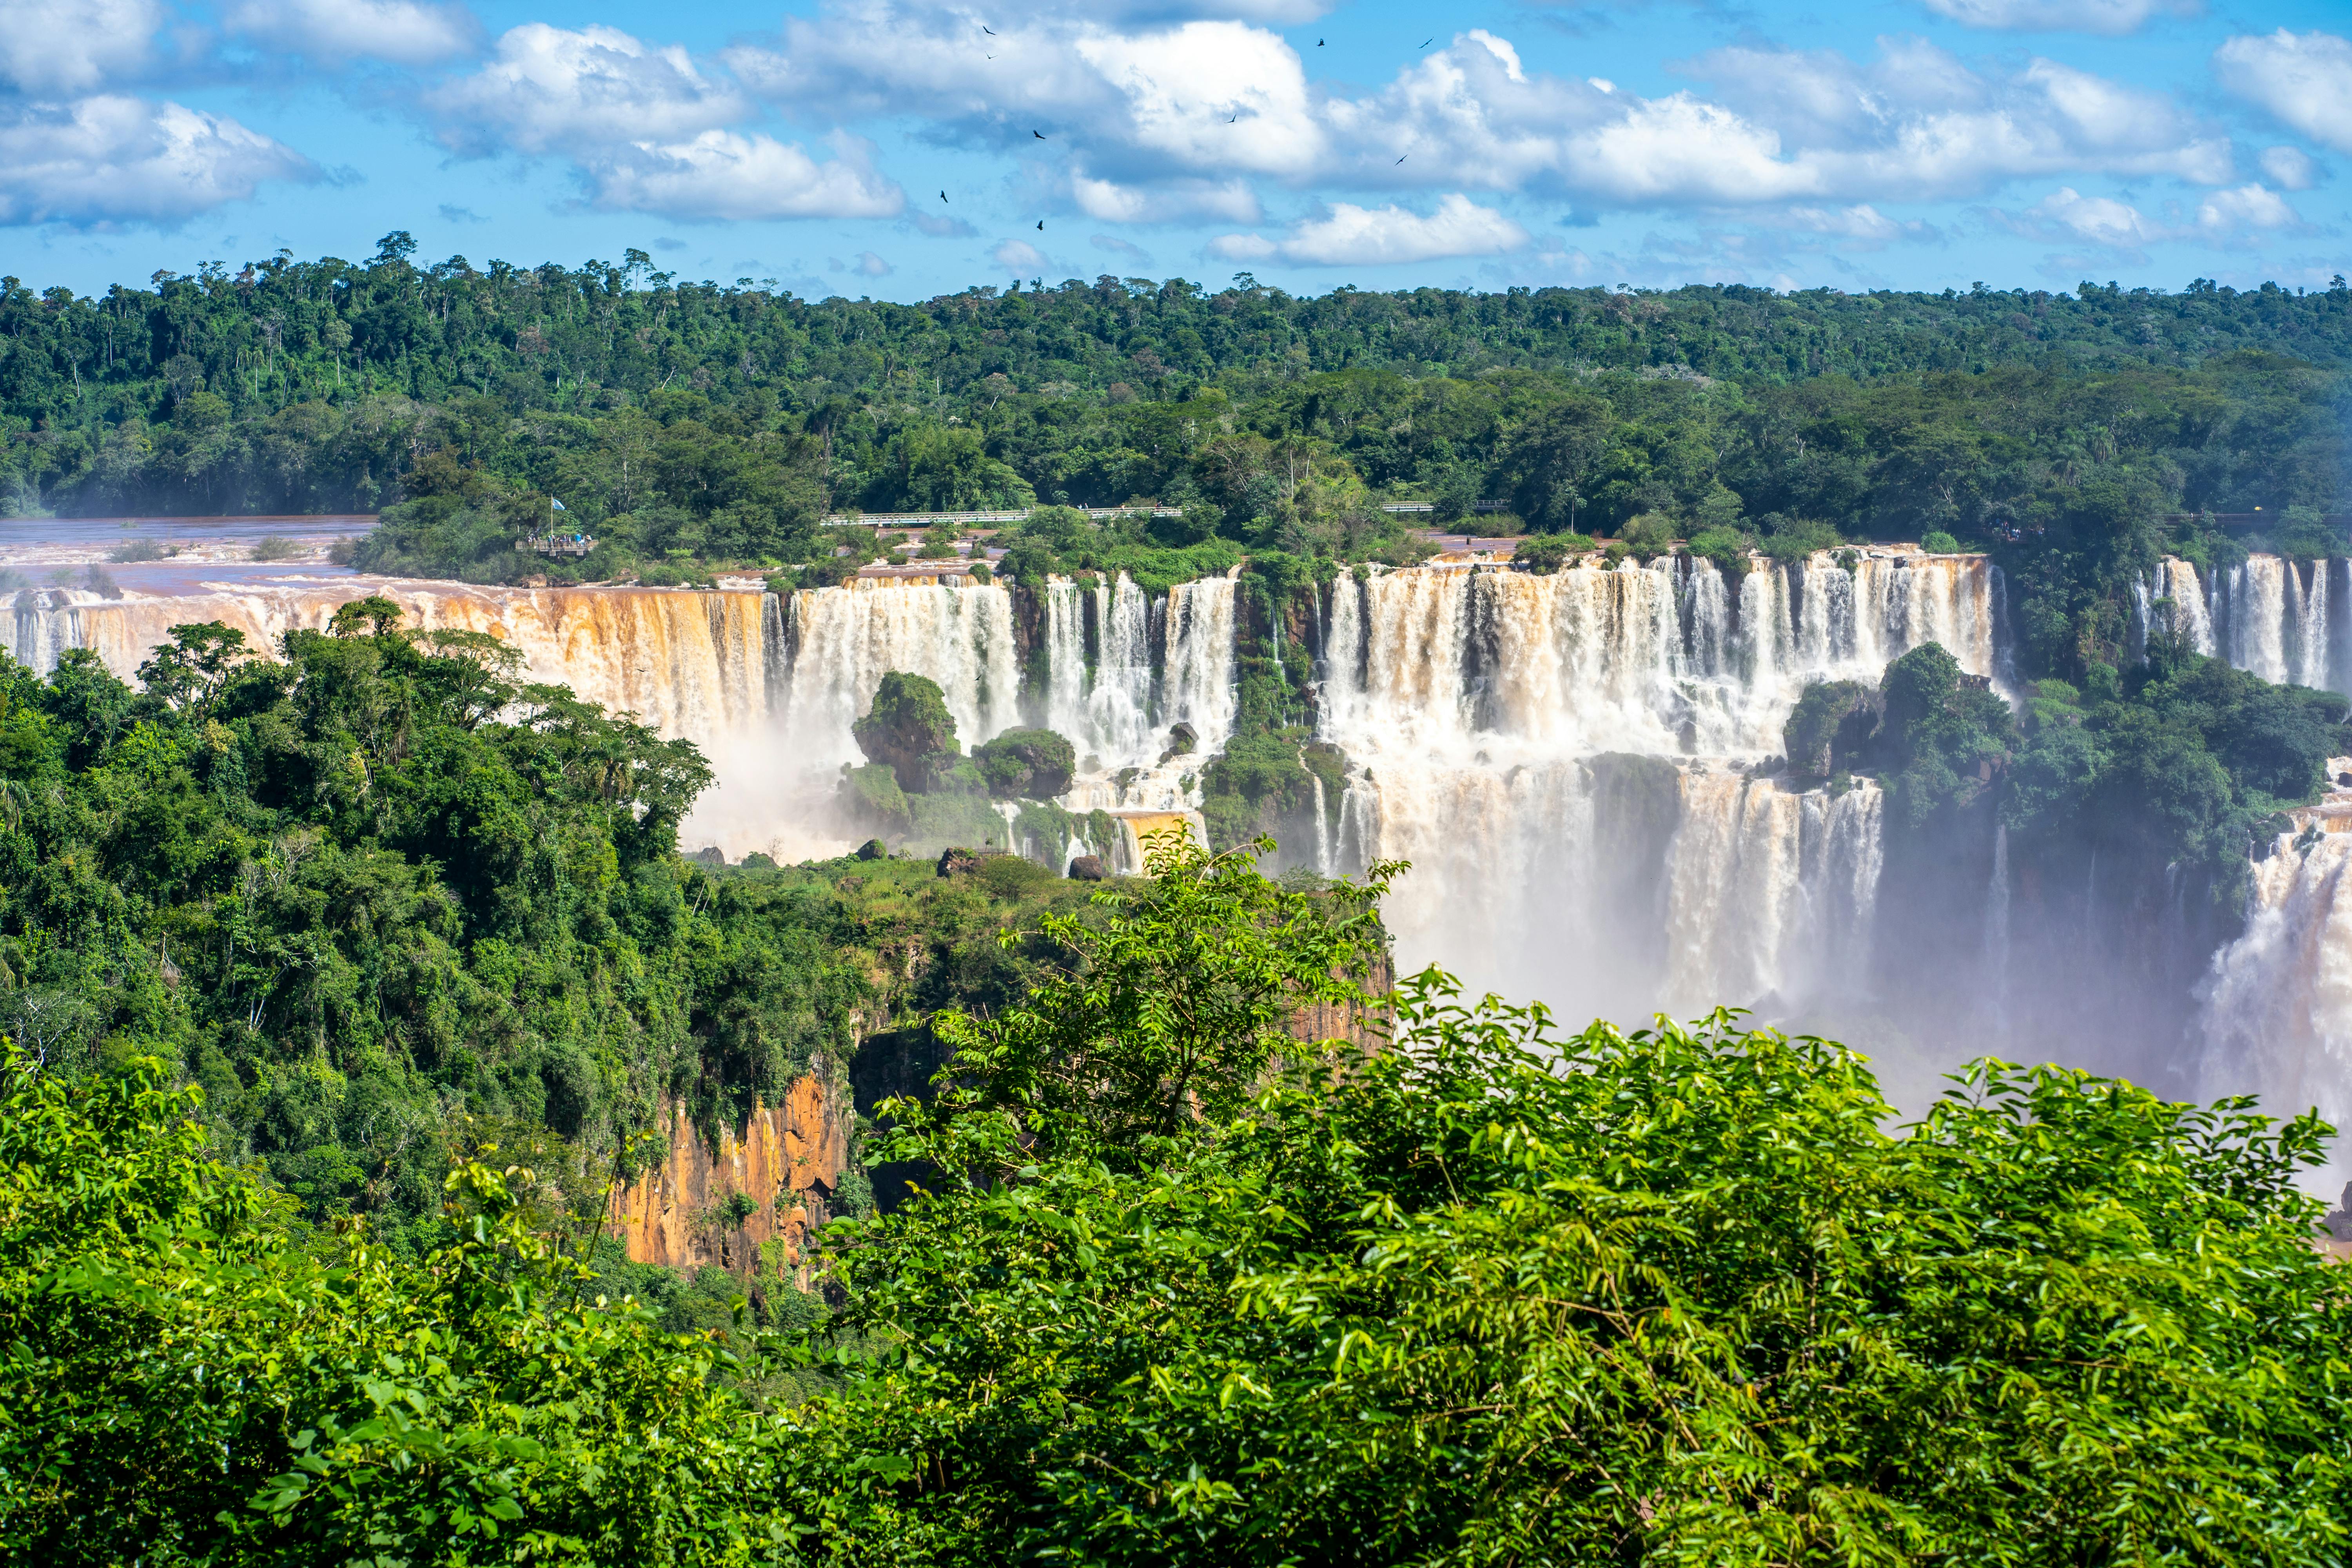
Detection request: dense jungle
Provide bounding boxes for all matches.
[0,236,2344,604]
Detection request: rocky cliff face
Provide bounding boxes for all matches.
[1287,949,1396,1050]
[603,1074,850,1285]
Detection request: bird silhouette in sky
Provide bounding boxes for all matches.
[1228,112,1238,122]
[1396,155,1407,164]
[1033,129,1046,138]
[939,190,948,201]
[1318,38,1325,45]
[1419,36,1434,47]
[1036,220,1045,230]
[982,25,995,33]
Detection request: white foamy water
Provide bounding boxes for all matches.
[1318,551,1993,1015]
[2198,808,2352,1193]
[2148,554,2345,695]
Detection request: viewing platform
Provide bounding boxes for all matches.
[520,533,596,557]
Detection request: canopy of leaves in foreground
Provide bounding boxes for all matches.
[3,837,2345,1565]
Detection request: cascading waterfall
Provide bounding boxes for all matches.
[1041,573,1156,766]
[1318,549,1994,1018]
[2223,556,2294,684]
[781,577,1020,766]
[1162,572,1240,754]
[7,579,775,743]
[1662,771,1884,1016]
[2137,554,2343,695]
[19,548,2022,1042]
[2198,812,2352,1192]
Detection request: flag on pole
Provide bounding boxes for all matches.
[551,497,567,512]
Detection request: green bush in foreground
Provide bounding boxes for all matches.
[3,833,2346,1564]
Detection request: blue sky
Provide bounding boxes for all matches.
[2,0,2348,300]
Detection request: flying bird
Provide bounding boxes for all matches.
[1318,37,1325,45]
[982,25,995,33]
[1396,155,1407,164]
[940,190,948,201]
[1228,112,1238,122]
[1036,220,1044,230]
[1033,129,1046,138]
[1419,36,1433,47]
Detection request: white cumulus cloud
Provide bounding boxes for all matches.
[1916,0,2199,36]
[226,0,478,66]
[2004,185,2164,249]
[590,130,903,221]
[426,24,746,157]
[0,96,312,226]
[991,238,1049,272]
[1211,194,1527,265]
[2214,30,2352,155]
[0,0,163,94]
[2194,181,2301,233]
[741,11,2237,220]
[1996,180,2302,259]
[2258,145,2320,190]
[422,24,902,221]
[1072,174,1259,223]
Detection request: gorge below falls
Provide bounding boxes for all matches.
[16,548,2352,1187]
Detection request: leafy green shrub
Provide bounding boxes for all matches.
[1511,533,1588,573]
[0,1053,792,1565]
[2274,505,2343,561]
[1757,514,1844,562]
[1685,524,1751,575]
[1617,511,1677,559]
[1920,529,1962,554]
[1783,678,1880,778]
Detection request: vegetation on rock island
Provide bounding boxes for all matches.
[4,824,2345,1564]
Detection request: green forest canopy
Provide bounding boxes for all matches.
[0,237,2344,589]
[5,833,2345,1564]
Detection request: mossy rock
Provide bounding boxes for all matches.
[854,671,961,791]
[973,727,1076,799]
[1784,680,1881,781]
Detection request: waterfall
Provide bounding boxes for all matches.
[1162,572,1240,753]
[2222,557,2292,684]
[1320,550,1996,1019]
[1042,577,1090,744]
[2163,552,2349,693]
[2136,559,2218,659]
[2197,821,2352,1192]
[1038,573,1156,768]
[1307,760,1331,876]
[2296,559,2332,691]
[7,580,775,744]
[1662,771,1883,1016]
[1091,574,1155,765]
[780,578,1020,772]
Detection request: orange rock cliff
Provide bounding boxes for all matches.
[603,1072,851,1285]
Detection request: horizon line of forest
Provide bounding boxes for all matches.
[0,236,2339,594]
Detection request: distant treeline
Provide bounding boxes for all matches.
[0,234,2345,588]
